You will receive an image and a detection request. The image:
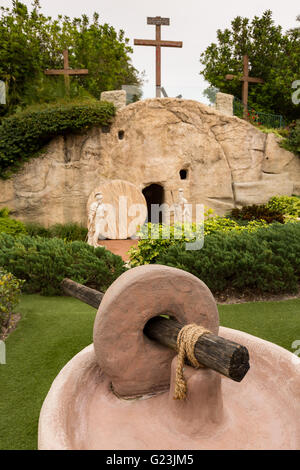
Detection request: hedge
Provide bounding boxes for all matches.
[129,219,268,266]
[136,222,300,295]
[0,211,88,241]
[0,234,126,295]
[25,222,88,242]
[0,100,115,178]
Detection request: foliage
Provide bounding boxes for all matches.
[0,207,10,218]
[0,1,141,116]
[25,222,87,241]
[0,233,126,295]
[230,204,285,224]
[200,10,300,121]
[156,222,300,295]
[0,208,27,236]
[0,100,115,178]
[202,86,219,104]
[266,195,300,218]
[129,219,268,267]
[0,213,88,241]
[48,223,87,242]
[280,120,300,156]
[0,268,24,329]
[288,14,300,34]
[24,223,51,238]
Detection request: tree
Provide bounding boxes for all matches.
[200,10,300,121]
[202,86,219,105]
[0,1,141,115]
[288,15,300,34]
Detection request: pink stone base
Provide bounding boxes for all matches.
[38,327,300,450]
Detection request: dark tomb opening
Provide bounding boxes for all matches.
[118,130,125,140]
[180,169,188,180]
[142,184,164,223]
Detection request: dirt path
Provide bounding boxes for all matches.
[98,239,138,261]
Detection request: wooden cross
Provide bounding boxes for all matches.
[44,50,88,96]
[226,55,264,119]
[134,17,183,98]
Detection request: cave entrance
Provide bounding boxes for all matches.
[142,184,164,223]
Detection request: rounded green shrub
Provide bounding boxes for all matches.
[0,234,126,295]
[156,222,300,295]
[267,196,300,218]
[129,219,268,267]
[0,209,27,236]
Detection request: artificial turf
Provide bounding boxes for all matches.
[0,295,299,450]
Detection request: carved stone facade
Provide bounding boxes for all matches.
[0,98,299,227]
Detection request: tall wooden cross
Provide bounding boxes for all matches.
[134,17,183,98]
[44,50,88,96]
[226,55,264,119]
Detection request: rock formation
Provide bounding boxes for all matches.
[0,98,299,227]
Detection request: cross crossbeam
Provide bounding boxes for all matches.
[44,50,88,95]
[134,39,183,48]
[134,16,183,97]
[225,55,264,119]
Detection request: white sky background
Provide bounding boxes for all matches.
[1,0,299,103]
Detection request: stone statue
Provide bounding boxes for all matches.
[87,192,106,247]
[174,188,191,222]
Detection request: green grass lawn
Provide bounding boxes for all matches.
[0,295,299,450]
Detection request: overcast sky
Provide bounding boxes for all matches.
[1,0,299,102]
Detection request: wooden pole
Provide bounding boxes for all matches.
[61,278,250,382]
[63,50,70,97]
[156,24,161,97]
[225,54,264,121]
[242,55,249,119]
[134,17,182,98]
[61,278,104,308]
[44,49,88,98]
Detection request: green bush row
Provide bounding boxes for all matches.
[129,219,269,266]
[156,223,300,295]
[0,100,115,178]
[129,195,300,266]
[25,222,88,242]
[0,234,126,295]
[0,209,88,241]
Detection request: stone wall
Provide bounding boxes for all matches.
[0,98,299,226]
[215,92,234,116]
[100,90,126,110]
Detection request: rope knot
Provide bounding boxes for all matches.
[174,323,210,400]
